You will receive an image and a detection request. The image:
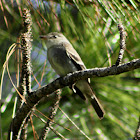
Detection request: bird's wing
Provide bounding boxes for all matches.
[64,42,86,70]
[64,42,90,82]
[63,42,91,100]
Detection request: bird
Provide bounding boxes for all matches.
[40,32,105,119]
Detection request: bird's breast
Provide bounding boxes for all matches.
[47,46,77,76]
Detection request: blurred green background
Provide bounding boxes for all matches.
[0,0,140,139]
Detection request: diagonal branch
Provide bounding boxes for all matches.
[115,23,127,66]
[8,58,140,139]
[39,90,61,139]
[134,117,140,140]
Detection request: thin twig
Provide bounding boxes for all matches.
[59,107,91,140]
[30,115,39,140]
[115,23,127,66]
[33,108,71,132]
[39,90,61,140]
[134,117,140,140]
[49,126,67,140]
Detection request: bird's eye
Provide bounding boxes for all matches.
[52,35,57,38]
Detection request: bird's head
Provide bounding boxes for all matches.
[40,32,70,48]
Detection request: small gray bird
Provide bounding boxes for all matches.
[40,32,105,119]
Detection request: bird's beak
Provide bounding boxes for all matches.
[39,35,48,40]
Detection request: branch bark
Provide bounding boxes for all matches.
[115,23,126,66]
[134,117,140,140]
[8,58,140,139]
[8,8,32,140]
[39,90,61,139]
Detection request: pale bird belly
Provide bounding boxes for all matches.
[48,47,77,76]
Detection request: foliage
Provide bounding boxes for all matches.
[0,0,140,139]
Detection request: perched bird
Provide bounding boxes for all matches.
[40,32,105,119]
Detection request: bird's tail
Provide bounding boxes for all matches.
[89,95,105,119]
[76,80,105,119]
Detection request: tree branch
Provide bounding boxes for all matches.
[8,58,140,139]
[134,117,140,140]
[39,90,61,139]
[8,8,32,140]
[115,23,126,66]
